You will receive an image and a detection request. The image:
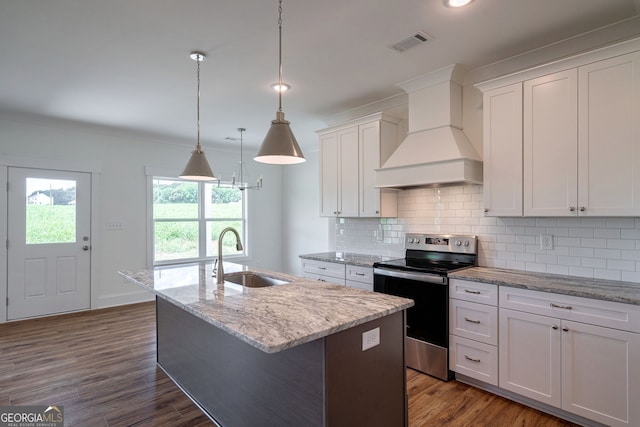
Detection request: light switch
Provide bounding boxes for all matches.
[362,327,380,351]
[106,221,124,231]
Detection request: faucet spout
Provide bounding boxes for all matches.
[217,227,243,285]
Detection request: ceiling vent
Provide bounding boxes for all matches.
[390,32,431,52]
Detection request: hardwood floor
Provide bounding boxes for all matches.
[0,302,578,426]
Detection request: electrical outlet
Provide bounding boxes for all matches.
[362,327,380,351]
[540,234,553,250]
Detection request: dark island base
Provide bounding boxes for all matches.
[156,297,407,427]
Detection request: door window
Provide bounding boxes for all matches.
[26,178,77,244]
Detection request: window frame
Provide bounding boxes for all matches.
[147,173,248,266]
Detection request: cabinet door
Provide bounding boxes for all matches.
[483,83,523,216]
[578,51,640,216]
[337,127,359,217]
[359,121,381,217]
[319,132,338,216]
[524,69,578,216]
[499,308,561,407]
[561,320,640,427]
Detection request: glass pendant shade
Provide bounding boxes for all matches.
[255,111,305,164]
[180,145,215,180]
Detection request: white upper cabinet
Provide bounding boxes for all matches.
[319,132,339,217]
[478,39,640,217]
[524,69,578,216]
[482,83,523,216]
[319,127,358,217]
[318,113,400,218]
[578,51,640,216]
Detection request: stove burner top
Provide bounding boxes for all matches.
[373,233,478,276]
[374,257,474,275]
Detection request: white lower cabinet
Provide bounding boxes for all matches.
[499,287,640,427]
[301,259,374,290]
[300,259,345,286]
[345,265,373,291]
[449,280,499,386]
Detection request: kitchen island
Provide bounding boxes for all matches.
[120,262,413,427]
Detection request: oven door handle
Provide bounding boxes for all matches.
[374,267,446,284]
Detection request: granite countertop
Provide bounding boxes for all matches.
[449,267,640,305]
[119,262,413,354]
[299,252,396,267]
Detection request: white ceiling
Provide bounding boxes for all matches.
[1,0,639,152]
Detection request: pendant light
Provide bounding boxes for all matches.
[255,0,306,165]
[180,51,216,180]
[233,128,263,191]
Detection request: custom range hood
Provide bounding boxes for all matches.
[376,64,482,188]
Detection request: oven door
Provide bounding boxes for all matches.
[373,267,448,348]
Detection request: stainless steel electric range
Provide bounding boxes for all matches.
[373,233,478,381]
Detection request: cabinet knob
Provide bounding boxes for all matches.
[333,211,337,215]
[580,206,586,212]
[562,326,569,332]
[552,325,559,330]
[569,206,576,212]
[484,208,489,213]
[375,210,379,214]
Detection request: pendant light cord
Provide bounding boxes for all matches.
[196,56,202,152]
[278,0,283,113]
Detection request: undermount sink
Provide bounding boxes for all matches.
[224,272,289,288]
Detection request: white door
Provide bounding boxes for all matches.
[578,51,640,216]
[498,308,561,407]
[524,69,578,216]
[320,132,339,217]
[482,82,523,216]
[337,126,359,217]
[561,320,640,427]
[7,167,91,320]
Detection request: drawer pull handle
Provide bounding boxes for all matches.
[552,325,558,330]
[464,355,481,363]
[464,317,481,324]
[562,326,569,332]
[464,289,481,295]
[318,267,327,270]
[550,303,572,310]
[355,272,366,276]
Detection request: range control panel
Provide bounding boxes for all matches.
[405,234,477,254]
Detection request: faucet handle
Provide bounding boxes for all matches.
[213,258,218,275]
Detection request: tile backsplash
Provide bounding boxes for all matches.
[335,184,640,283]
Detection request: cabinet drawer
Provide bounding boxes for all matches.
[303,272,345,286]
[499,286,640,333]
[346,280,373,292]
[449,335,498,386]
[346,265,373,284]
[450,279,498,305]
[450,299,498,346]
[301,259,345,280]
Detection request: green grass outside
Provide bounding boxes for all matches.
[26,205,75,244]
[25,204,244,262]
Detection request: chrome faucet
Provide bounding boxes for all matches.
[216,227,244,284]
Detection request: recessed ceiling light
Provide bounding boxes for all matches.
[444,0,474,8]
[270,83,290,92]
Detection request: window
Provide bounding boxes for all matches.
[151,178,246,264]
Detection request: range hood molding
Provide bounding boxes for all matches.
[376,64,482,189]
